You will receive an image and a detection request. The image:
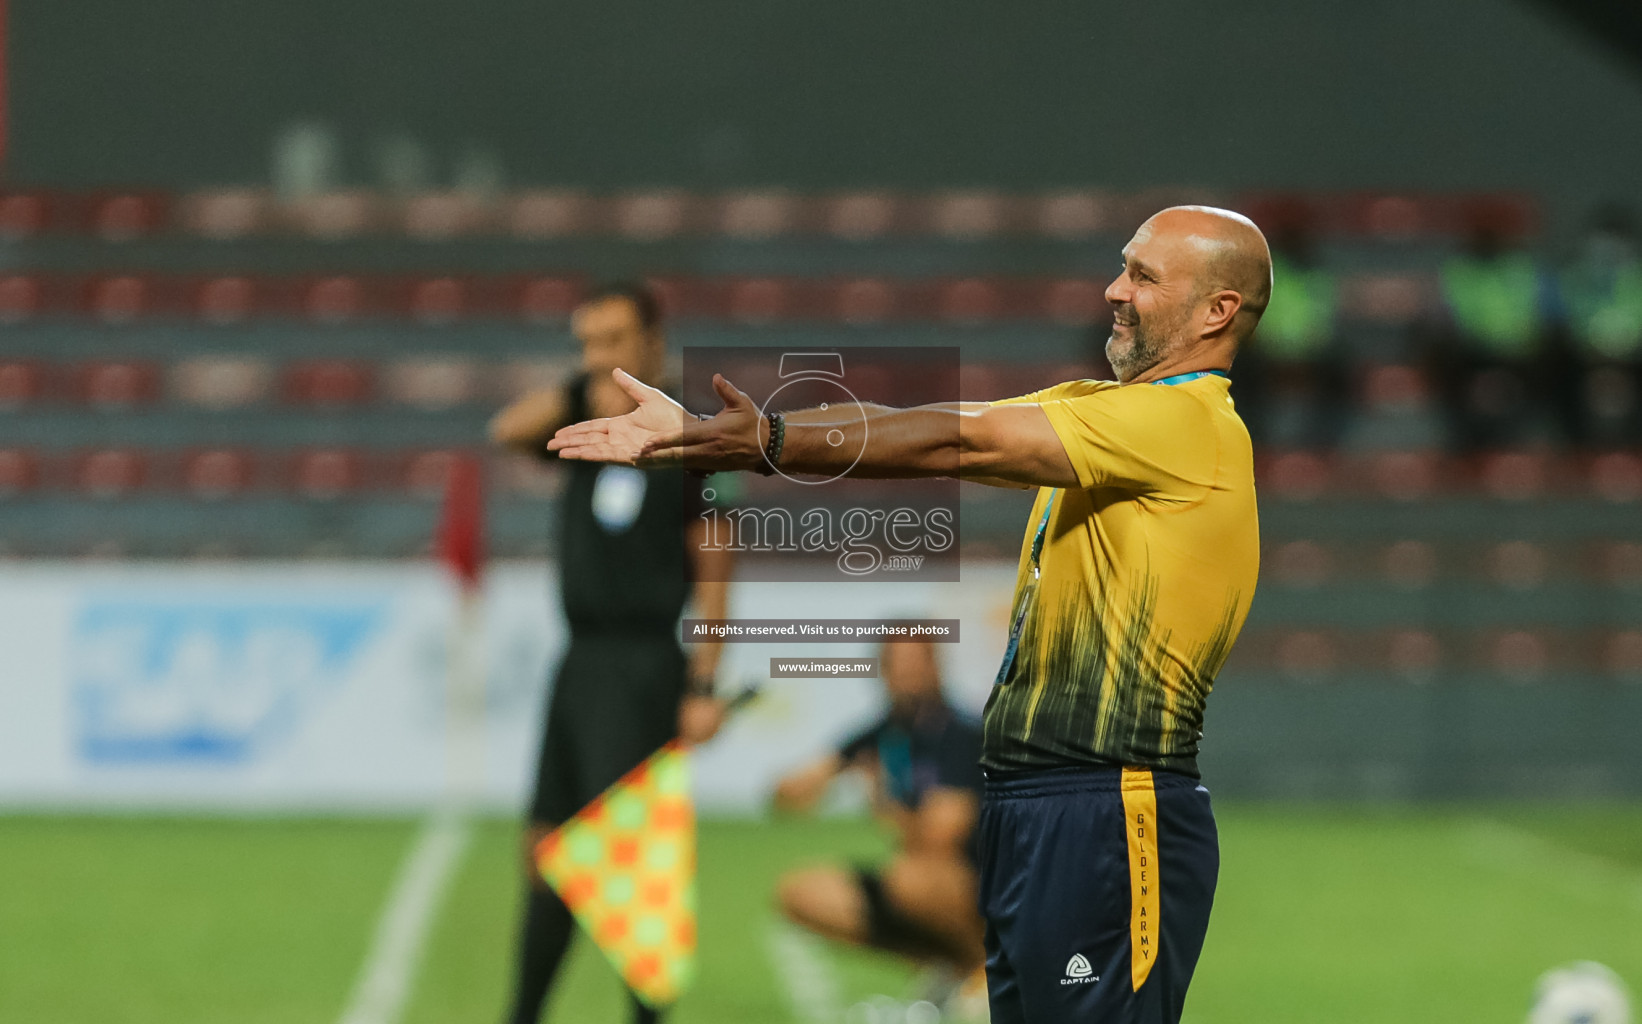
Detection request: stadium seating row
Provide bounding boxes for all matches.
[2,443,1639,513]
[0,355,571,409]
[1229,627,1642,681]
[1256,450,1642,502]
[0,446,558,500]
[0,189,1535,242]
[0,271,1441,325]
[0,355,1096,408]
[1261,538,1642,589]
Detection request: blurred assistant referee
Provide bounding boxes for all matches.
[489,282,731,1024]
[546,207,1269,1024]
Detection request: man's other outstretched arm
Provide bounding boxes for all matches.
[546,370,1076,488]
[774,400,1076,488]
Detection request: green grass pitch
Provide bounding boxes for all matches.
[1,807,1638,1023]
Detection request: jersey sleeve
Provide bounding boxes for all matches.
[1036,383,1220,497]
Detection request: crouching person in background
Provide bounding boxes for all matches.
[771,639,987,1014]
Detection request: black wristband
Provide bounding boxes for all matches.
[755,412,785,476]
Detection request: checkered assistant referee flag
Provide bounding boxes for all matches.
[533,741,697,1007]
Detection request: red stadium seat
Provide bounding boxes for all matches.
[0,275,42,322]
[71,361,160,409]
[291,448,367,498]
[1259,451,1334,501]
[0,193,49,239]
[410,277,465,325]
[958,363,1007,403]
[1589,452,1642,503]
[91,276,150,323]
[834,279,896,324]
[1349,195,1428,239]
[1478,451,1548,501]
[728,279,788,324]
[196,276,259,324]
[0,449,41,495]
[940,279,1001,323]
[304,276,368,323]
[1042,279,1108,326]
[0,361,45,408]
[73,449,148,498]
[517,277,580,324]
[93,193,167,241]
[182,449,257,499]
[282,360,374,407]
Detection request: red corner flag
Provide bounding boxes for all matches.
[435,453,485,591]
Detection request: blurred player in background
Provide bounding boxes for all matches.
[489,282,732,1024]
[772,639,986,1007]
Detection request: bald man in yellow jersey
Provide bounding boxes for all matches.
[549,206,1269,1024]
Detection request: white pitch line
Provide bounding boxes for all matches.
[337,813,473,1024]
[766,920,845,1024]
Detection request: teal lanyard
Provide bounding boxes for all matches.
[993,490,1056,686]
[1151,369,1229,386]
[1027,490,1056,576]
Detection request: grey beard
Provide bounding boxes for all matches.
[1107,325,1165,382]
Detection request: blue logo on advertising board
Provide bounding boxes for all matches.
[71,596,384,763]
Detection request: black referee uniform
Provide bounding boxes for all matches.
[506,373,700,1024]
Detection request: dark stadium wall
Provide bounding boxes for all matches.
[11,0,1642,230]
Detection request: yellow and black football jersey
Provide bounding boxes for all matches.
[983,373,1260,775]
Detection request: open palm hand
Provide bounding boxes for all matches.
[546,369,687,466]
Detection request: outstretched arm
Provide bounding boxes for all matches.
[548,369,1077,489]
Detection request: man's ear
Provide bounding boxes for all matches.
[1201,289,1244,337]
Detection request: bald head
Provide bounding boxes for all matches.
[1146,206,1273,322]
[1103,206,1273,382]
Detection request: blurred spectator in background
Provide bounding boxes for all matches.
[1234,218,1348,448]
[772,640,986,1014]
[1559,204,1642,446]
[1431,204,1562,450]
